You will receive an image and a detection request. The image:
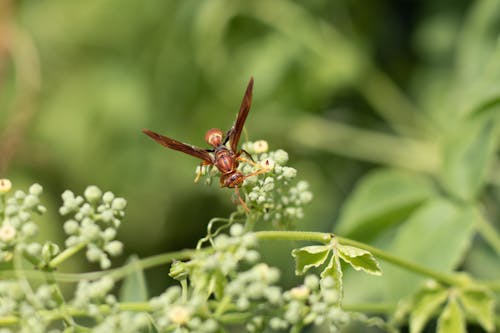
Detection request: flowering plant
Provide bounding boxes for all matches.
[0,141,496,333]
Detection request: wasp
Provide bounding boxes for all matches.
[143,77,268,210]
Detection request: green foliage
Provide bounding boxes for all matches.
[1,0,500,332]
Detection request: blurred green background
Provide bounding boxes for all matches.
[1,0,500,320]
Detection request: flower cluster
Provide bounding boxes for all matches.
[72,276,115,310]
[175,223,260,297]
[91,311,150,333]
[0,180,46,262]
[0,280,59,333]
[278,275,349,331]
[60,186,126,268]
[195,141,313,227]
[150,286,218,333]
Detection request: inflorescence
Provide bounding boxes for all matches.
[0,145,383,333]
[196,140,313,227]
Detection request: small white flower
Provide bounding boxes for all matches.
[290,285,310,300]
[168,305,191,325]
[0,224,16,242]
[0,179,12,194]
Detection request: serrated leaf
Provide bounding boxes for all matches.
[385,199,476,301]
[458,286,495,332]
[441,118,497,200]
[321,252,343,301]
[410,288,448,333]
[336,169,435,241]
[119,255,149,302]
[292,245,331,275]
[337,244,382,276]
[437,297,466,333]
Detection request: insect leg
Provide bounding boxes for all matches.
[234,187,249,213]
[194,161,212,183]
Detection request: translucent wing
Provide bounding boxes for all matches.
[228,77,254,152]
[142,129,213,164]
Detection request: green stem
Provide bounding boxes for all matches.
[342,302,396,314]
[256,230,332,243]
[255,231,463,286]
[335,236,463,286]
[0,302,153,326]
[49,242,88,268]
[215,296,232,318]
[0,248,205,283]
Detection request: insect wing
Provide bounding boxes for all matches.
[228,77,254,152]
[142,129,213,164]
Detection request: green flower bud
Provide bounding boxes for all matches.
[42,242,60,262]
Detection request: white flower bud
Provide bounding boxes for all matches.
[84,186,102,203]
[29,184,43,196]
[229,223,244,237]
[273,149,289,165]
[111,198,127,210]
[104,241,123,256]
[63,220,79,235]
[253,140,269,154]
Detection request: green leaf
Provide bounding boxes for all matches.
[385,199,476,301]
[437,297,466,333]
[455,0,500,116]
[441,118,497,200]
[292,245,330,275]
[458,286,495,332]
[336,169,435,241]
[321,252,343,300]
[119,255,149,302]
[337,244,382,276]
[409,287,448,333]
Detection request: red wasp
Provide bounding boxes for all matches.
[143,77,268,211]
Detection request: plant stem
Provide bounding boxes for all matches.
[0,302,153,326]
[255,231,463,286]
[48,242,88,268]
[342,302,395,314]
[335,236,463,286]
[256,230,332,243]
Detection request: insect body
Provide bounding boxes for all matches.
[143,77,267,209]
